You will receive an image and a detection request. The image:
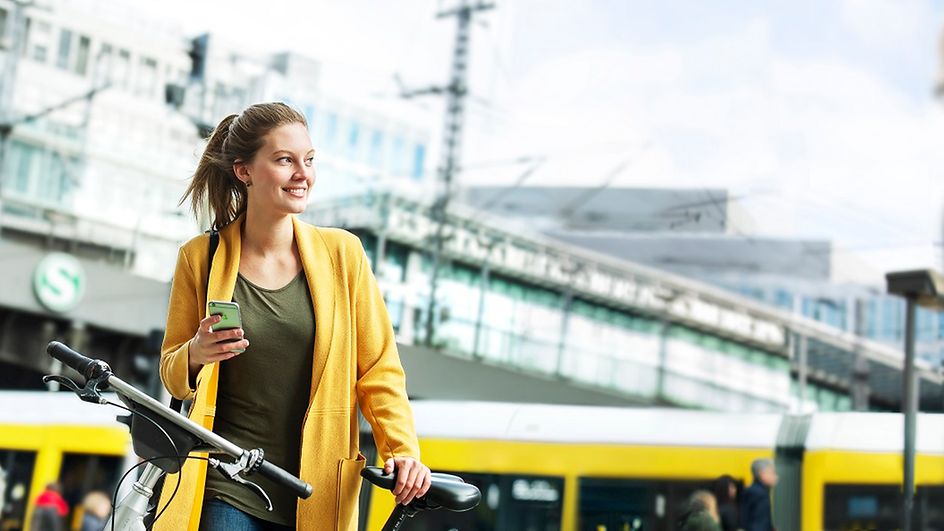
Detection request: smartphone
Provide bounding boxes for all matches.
[208,300,245,353]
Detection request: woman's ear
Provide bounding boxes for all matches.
[233,161,252,187]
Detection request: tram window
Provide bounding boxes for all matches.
[918,486,944,529]
[823,484,901,530]
[394,472,563,531]
[57,453,123,526]
[0,450,37,531]
[579,478,707,531]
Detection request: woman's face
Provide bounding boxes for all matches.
[238,122,315,216]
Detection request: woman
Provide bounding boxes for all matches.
[679,490,722,531]
[156,102,430,531]
[79,491,111,531]
[711,475,739,531]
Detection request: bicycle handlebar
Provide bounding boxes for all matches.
[48,341,100,379]
[257,459,311,499]
[46,341,313,500]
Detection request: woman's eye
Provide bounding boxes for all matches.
[305,157,315,166]
[278,157,292,163]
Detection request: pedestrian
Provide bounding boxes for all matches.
[79,491,110,531]
[712,474,739,531]
[679,489,722,531]
[0,464,6,519]
[154,102,429,531]
[739,458,778,531]
[29,482,68,531]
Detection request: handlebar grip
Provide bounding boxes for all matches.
[257,459,312,500]
[47,341,97,379]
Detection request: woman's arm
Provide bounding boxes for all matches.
[351,246,430,504]
[352,247,421,460]
[159,246,249,400]
[159,247,201,400]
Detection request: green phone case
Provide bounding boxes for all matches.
[208,300,245,353]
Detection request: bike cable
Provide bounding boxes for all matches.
[103,399,201,530]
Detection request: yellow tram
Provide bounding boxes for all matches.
[2,392,943,530]
[364,401,944,530]
[0,392,130,531]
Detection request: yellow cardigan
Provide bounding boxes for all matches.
[155,214,419,531]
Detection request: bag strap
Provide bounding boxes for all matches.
[168,229,220,414]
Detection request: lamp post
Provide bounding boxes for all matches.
[885,268,944,531]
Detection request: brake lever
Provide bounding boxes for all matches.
[42,374,107,404]
[209,457,274,512]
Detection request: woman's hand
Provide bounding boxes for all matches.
[384,456,431,505]
[188,315,248,376]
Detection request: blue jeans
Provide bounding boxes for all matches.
[199,499,294,531]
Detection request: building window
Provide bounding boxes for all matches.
[56,28,72,69]
[32,43,47,62]
[115,49,131,88]
[28,20,51,63]
[0,8,7,42]
[19,16,30,57]
[347,121,360,157]
[323,112,337,144]
[369,130,383,167]
[3,141,73,206]
[412,143,426,179]
[304,105,316,133]
[390,135,404,175]
[74,34,90,75]
[7,141,38,195]
[137,56,158,97]
[94,43,112,81]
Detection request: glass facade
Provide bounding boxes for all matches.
[720,281,944,367]
[359,233,798,412]
[303,109,426,182]
[2,139,76,208]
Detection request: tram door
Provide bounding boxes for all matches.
[0,450,37,531]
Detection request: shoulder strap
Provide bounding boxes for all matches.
[168,229,220,413]
[207,229,220,281]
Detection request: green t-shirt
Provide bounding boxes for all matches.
[204,270,315,526]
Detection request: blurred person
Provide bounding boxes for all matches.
[711,474,739,531]
[679,489,721,531]
[79,491,110,531]
[0,464,6,519]
[739,459,778,531]
[155,102,429,531]
[29,482,67,531]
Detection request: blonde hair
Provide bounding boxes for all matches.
[82,490,111,519]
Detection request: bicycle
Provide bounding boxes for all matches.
[44,341,480,531]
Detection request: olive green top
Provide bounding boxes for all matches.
[204,270,314,526]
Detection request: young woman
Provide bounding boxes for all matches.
[155,102,429,531]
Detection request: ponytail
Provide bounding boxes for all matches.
[180,113,246,231]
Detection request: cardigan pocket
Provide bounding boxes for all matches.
[336,453,366,531]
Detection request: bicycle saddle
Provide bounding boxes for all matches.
[361,466,481,512]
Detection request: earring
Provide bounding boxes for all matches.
[245,181,252,188]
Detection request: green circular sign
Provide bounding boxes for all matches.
[33,253,86,313]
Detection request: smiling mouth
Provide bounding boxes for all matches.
[283,187,307,198]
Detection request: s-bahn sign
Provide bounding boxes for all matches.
[33,253,86,313]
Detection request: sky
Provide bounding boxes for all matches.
[146,0,944,285]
